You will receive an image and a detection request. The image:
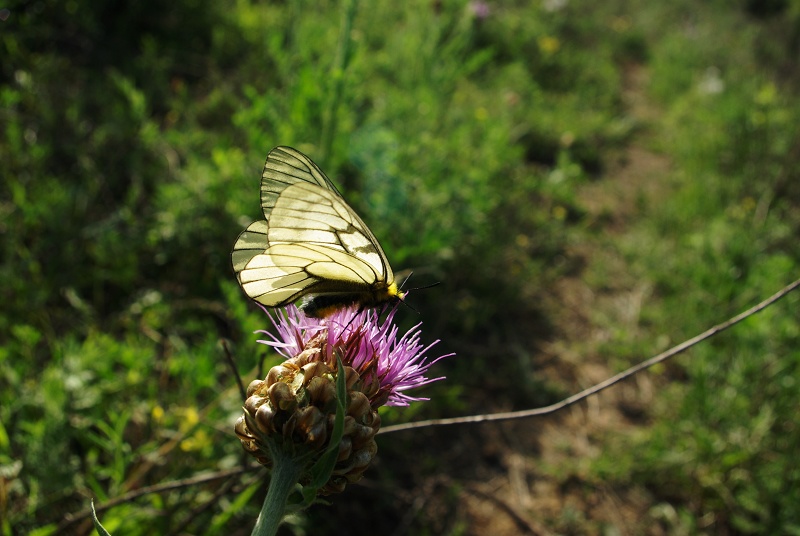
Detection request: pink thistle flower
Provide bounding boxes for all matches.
[256,305,451,407]
[469,0,491,20]
[236,304,453,494]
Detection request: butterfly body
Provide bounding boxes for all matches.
[299,280,402,318]
[232,146,404,318]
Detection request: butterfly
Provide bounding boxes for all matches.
[232,146,404,318]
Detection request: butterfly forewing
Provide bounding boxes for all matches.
[267,182,390,279]
[260,147,341,220]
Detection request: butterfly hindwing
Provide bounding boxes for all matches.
[239,243,382,302]
[231,220,270,274]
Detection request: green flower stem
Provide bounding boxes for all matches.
[251,449,304,536]
[319,0,358,163]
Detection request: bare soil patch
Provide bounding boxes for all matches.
[459,64,675,534]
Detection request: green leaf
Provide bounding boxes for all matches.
[207,479,261,535]
[90,500,112,536]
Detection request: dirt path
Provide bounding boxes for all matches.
[462,64,675,535]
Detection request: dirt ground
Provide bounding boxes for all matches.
[456,64,675,535]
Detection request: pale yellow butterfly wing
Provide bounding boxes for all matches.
[232,146,396,310]
[238,243,386,307]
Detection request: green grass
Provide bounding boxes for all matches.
[2,0,800,534]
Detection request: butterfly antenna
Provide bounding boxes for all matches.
[405,281,441,292]
[398,272,440,315]
[400,271,442,292]
[399,271,414,290]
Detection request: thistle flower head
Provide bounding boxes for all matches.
[260,305,449,407]
[469,1,491,20]
[235,305,451,494]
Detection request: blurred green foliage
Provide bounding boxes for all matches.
[2,0,800,534]
[581,2,800,534]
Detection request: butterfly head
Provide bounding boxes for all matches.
[387,281,406,302]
